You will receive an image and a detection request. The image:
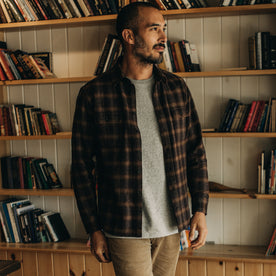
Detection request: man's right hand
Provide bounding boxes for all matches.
[90,230,111,263]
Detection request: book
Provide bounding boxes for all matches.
[189,43,201,72]
[42,163,63,189]
[94,34,117,76]
[265,226,276,256]
[7,199,32,243]
[42,212,70,242]
[218,99,237,132]
[0,49,15,80]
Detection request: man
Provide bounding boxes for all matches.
[71,2,209,276]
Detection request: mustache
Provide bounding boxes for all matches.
[153,43,166,49]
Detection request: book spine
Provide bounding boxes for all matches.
[243,101,257,132]
[0,50,15,80]
[33,0,48,20]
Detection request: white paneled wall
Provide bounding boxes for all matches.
[4,14,276,244]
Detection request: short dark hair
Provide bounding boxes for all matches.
[116,2,160,43]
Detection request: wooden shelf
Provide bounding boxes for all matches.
[0,4,275,30]
[0,188,74,197]
[202,132,276,138]
[209,192,276,200]
[176,69,276,78]
[0,188,274,199]
[179,244,276,263]
[0,132,72,140]
[0,77,92,86]
[1,70,276,86]
[0,239,89,254]
[1,132,276,140]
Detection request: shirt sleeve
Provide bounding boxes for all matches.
[185,87,209,215]
[71,85,100,234]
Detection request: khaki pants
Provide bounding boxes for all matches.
[107,233,180,276]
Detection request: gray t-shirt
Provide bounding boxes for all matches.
[130,76,178,238]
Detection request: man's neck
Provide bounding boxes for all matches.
[121,55,154,80]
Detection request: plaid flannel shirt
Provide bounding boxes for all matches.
[71,63,209,237]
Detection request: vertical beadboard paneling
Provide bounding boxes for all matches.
[59,197,75,237]
[83,25,101,76]
[259,76,276,99]
[56,139,71,187]
[206,198,223,244]
[53,253,69,276]
[224,199,241,245]
[73,199,87,238]
[241,199,259,245]
[205,138,223,183]
[69,253,85,276]
[21,28,36,52]
[221,16,240,69]
[35,26,51,52]
[52,27,69,77]
[167,18,185,41]
[258,200,276,246]
[53,83,70,131]
[68,26,84,77]
[203,17,221,71]
[203,77,222,129]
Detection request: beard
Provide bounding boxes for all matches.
[133,35,164,65]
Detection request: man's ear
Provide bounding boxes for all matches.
[121,29,135,45]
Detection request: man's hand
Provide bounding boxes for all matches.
[90,230,111,263]
[189,212,208,250]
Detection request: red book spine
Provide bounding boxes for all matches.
[0,63,7,80]
[251,101,265,132]
[33,0,48,20]
[248,100,260,132]
[41,113,50,135]
[0,50,15,80]
[243,101,257,132]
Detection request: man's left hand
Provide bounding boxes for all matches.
[189,212,208,250]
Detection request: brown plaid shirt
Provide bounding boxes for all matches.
[71,63,209,237]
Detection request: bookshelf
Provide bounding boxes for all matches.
[0,69,275,86]
[0,4,275,30]
[0,3,276,274]
[0,188,275,200]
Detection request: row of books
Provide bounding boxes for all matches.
[265,226,276,256]
[218,98,276,133]
[248,32,276,70]
[258,149,276,195]
[94,34,122,75]
[0,198,70,243]
[159,40,201,73]
[219,0,275,6]
[0,156,63,190]
[0,42,53,81]
[155,0,208,10]
[0,0,121,22]
[0,104,61,136]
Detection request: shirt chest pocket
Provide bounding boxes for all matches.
[95,111,125,147]
[171,107,189,140]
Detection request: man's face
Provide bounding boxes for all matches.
[132,7,167,65]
